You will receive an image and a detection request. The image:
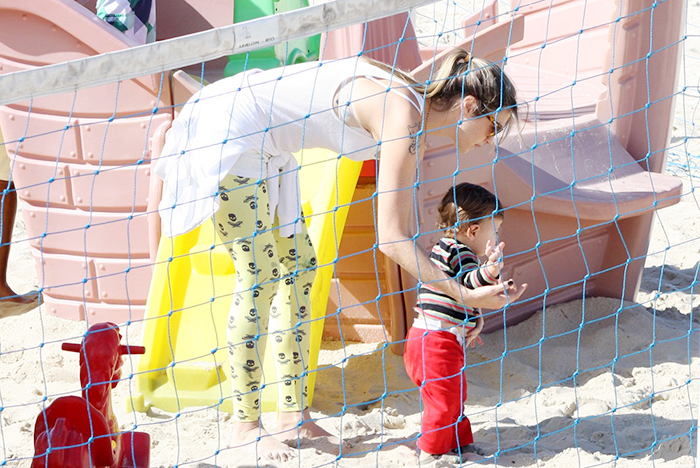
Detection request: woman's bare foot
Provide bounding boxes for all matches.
[277,409,340,445]
[228,420,296,462]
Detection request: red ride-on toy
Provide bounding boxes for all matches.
[32,322,149,468]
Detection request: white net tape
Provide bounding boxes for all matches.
[0,0,436,106]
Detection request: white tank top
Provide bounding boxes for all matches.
[155,57,424,237]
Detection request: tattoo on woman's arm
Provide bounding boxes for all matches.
[407,121,421,155]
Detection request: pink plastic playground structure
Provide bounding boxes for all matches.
[0,0,685,345]
[319,0,684,342]
[0,0,174,322]
[404,0,686,334]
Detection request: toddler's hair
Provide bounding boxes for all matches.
[437,183,504,237]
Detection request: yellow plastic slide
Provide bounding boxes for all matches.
[132,149,362,414]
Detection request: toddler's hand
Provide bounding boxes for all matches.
[465,334,483,348]
[464,314,484,348]
[484,240,505,279]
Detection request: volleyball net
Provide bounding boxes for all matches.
[0,0,697,466]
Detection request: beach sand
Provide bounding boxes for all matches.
[1,2,698,467]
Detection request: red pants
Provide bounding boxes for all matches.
[403,326,473,454]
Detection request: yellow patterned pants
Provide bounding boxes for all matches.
[214,172,316,422]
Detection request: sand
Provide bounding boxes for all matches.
[1,2,698,467]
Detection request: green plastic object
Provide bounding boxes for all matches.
[224,0,321,77]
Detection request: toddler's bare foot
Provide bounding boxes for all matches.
[418,444,485,465]
[228,420,296,462]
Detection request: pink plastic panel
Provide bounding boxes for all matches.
[417,0,500,62]
[11,156,73,208]
[509,0,614,50]
[502,0,613,121]
[413,14,525,82]
[0,0,132,63]
[505,64,605,121]
[0,107,171,167]
[23,205,151,257]
[93,257,152,305]
[34,251,151,309]
[79,114,171,165]
[461,0,499,39]
[43,296,86,321]
[320,12,422,71]
[510,23,611,76]
[42,294,146,324]
[33,251,98,302]
[0,109,82,162]
[597,0,686,173]
[69,163,151,212]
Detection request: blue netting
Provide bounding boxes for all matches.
[0,1,697,467]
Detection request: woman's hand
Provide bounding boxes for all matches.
[461,279,527,310]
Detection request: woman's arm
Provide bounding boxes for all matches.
[353,82,526,310]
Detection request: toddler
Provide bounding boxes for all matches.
[404,182,507,464]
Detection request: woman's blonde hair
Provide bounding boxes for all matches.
[365,47,518,134]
